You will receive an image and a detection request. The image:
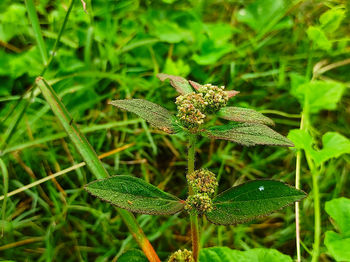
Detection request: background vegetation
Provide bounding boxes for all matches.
[0,0,349,261]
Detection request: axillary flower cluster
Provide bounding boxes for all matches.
[185,169,218,214]
[175,84,228,130]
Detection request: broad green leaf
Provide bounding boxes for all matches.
[118,249,148,262]
[157,73,193,94]
[192,38,234,65]
[312,132,350,166]
[85,175,184,215]
[288,130,350,167]
[203,123,293,147]
[218,107,274,126]
[307,26,331,51]
[320,8,345,33]
[325,198,350,236]
[164,58,190,77]
[236,0,291,34]
[206,180,306,225]
[110,99,176,134]
[287,129,315,153]
[152,20,190,44]
[325,198,350,261]
[325,232,350,262]
[293,80,345,113]
[200,247,293,262]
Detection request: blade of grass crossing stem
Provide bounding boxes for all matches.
[1,0,75,154]
[25,0,48,65]
[36,77,160,262]
[0,158,9,237]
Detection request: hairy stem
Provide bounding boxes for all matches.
[188,134,199,261]
[118,210,161,262]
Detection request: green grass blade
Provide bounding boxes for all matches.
[0,158,9,237]
[36,77,161,262]
[25,0,48,65]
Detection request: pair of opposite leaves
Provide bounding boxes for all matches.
[85,74,306,225]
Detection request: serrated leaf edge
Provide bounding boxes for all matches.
[206,179,307,225]
[84,176,185,215]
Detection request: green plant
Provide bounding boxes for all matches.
[84,74,306,261]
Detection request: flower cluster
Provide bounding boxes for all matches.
[175,93,207,128]
[168,249,194,262]
[175,83,229,130]
[187,169,218,196]
[198,84,228,112]
[185,193,213,214]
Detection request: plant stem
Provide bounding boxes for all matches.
[118,210,161,262]
[295,112,305,262]
[311,167,321,262]
[36,77,161,262]
[188,134,200,261]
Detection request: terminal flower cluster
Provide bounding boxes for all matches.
[168,249,194,262]
[175,93,206,128]
[175,84,229,130]
[197,84,228,112]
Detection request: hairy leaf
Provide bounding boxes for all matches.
[203,123,293,147]
[200,247,293,262]
[206,180,306,225]
[85,175,184,215]
[218,107,274,126]
[325,198,350,261]
[157,73,193,94]
[110,99,176,134]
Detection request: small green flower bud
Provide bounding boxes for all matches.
[187,169,218,196]
[185,193,213,214]
[198,83,228,112]
[168,249,194,262]
[176,93,207,128]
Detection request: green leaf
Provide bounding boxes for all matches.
[192,38,234,65]
[118,249,148,262]
[85,175,184,215]
[287,129,315,153]
[206,180,306,225]
[218,107,274,126]
[110,99,176,134]
[200,247,293,262]
[157,73,193,94]
[292,80,345,113]
[324,198,350,261]
[236,0,292,34]
[307,26,331,51]
[325,198,350,236]
[320,8,345,33]
[325,232,350,262]
[312,132,350,166]
[203,123,293,147]
[288,130,350,167]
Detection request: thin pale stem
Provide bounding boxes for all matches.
[188,134,199,261]
[295,113,305,261]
